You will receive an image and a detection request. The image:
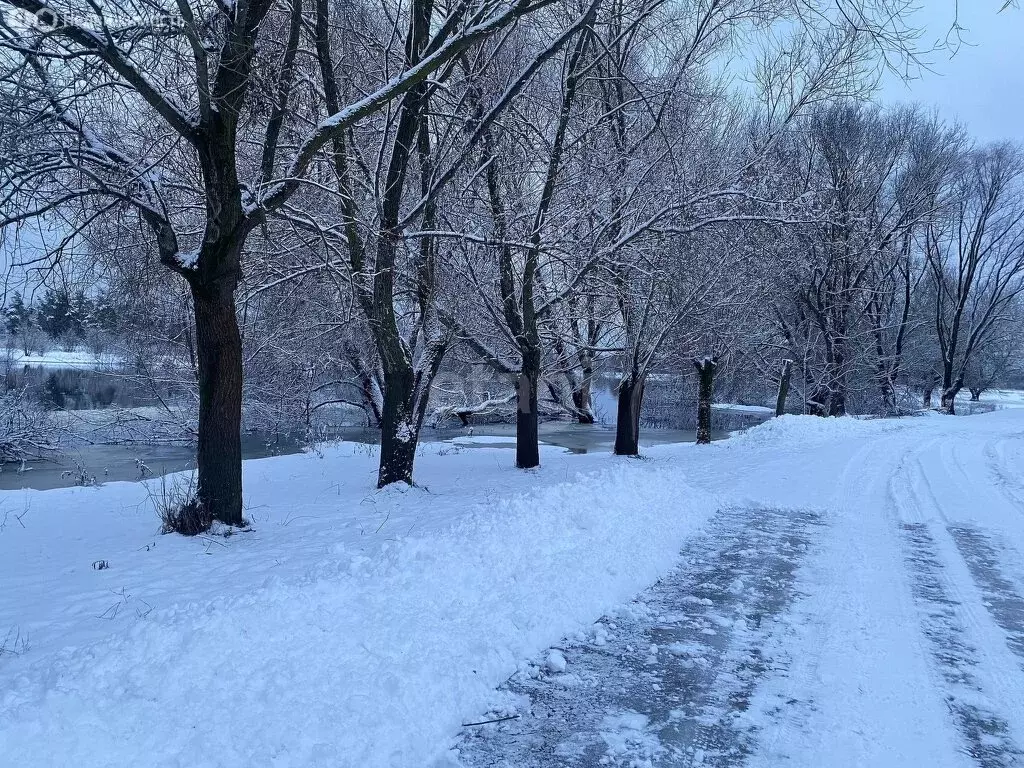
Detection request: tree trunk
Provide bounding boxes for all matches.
[192,282,244,526]
[775,359,793,417]
[923,370,939,409]
[941,377,963,415]
[807,385,829,417]
[614,374,644,456]
[826,348,847,417]
[969,388,982,401]
[694,357,717,445]
[378,363,418,487]
[940,361,961,414]
[516,366,540,469]
[571,377,595,424]
[815,338,847,417]
[828,389,846,417]
[877,364,896,413]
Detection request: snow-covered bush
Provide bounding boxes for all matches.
[0,389,60,463]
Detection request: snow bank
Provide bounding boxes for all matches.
[0,457,716,768]
[726,413,898,449]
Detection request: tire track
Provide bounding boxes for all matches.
[899,522,1023,768]
[948,526,1024,662]
[451,507,823,768]
[983,439,1024,512]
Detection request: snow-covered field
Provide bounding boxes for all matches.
[2,410,1024,767]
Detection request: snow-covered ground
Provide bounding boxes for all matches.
[2,410,1024,767]
[711,402,775,415]
[3,347,120,368]
[976,388,1024,409]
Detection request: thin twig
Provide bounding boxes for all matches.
[461,714,521,727]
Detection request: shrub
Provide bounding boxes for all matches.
[150,472,212,536]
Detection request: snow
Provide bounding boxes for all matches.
[711,402,775,414]
[735,412,1024,768]
[598,711,662,765]
[451,410,1024,767]
[0,441,717,768]
[545,649,567,673]
[3,409,1024,766]
[725,412,895,449]
[3,348,120,368]
[175,250,199,269]
[396,420,415,443]
[976,388,1024,409]
[447,434,519,444]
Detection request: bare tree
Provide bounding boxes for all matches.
[0,0,561,513]
[925,143,1024,413]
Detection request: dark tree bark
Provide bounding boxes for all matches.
[694,357,717,445]
[493,29,590,470]
[553,317,597,424]
[923,370,939,409]
[868,231,914,414]
[316,0,452,487]
[372,79,428,484]
[775,359,793,417]
[514,276,543,468]
[825,342,848,416]
[939,356,962,413]
[806,385,829,417]
[180,94,260,526]
[613,374,644,456]
[969,388,983,401]
[191,279,244,524]
[378,363,418,486]
[807,358,846,417]
[941,372,963,414]
[516,362,540,468]
[828,388,847,417]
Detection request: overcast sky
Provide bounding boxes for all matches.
[879,2,1024,142]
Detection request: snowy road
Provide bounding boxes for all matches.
[451,416,1024,768]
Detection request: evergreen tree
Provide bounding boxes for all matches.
[5,292,29,335]
[37,288,72,339]
[92,292,118,333]
[70,290,93,337]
